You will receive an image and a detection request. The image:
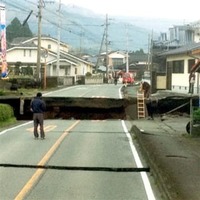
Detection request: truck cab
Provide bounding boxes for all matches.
[122,72,134,85]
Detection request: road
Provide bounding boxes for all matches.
[0,84,159,200]
[44,84,123,98]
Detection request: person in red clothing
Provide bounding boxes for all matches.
[30,92,46,139]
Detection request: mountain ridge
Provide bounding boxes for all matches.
[2,0,186,54]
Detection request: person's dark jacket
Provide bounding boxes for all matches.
[30,97,46,113]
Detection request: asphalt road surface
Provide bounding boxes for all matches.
[0,84,160,200]
[44,84,123,98]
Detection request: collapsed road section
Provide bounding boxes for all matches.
[0,93,198,121]
[0,96,137,120]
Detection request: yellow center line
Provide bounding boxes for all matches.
[15,120,80,200]
[26,125,57,133]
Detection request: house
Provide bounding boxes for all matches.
[159,42,200,94]
[94,51,126,72]
[128,52,149,79]
[114,51,149,80]
[154,23,200,50]
[107,51,126,69]
[6,36,94,83]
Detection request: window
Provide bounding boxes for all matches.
[112,58,123,66]
[23,50,26,57]
[188,59,195,73]
[172,60,184,73]
[48,44,51,49]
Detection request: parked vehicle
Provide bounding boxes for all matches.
[122,72,134,85]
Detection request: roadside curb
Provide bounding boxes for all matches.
[130,125,178,200]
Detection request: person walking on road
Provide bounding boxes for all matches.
[30,92,46,139]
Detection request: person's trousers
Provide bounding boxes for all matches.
[33,113,45,138]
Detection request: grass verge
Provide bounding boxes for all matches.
[0,117,17,129]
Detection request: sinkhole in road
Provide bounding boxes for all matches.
[46,106,127,120]
[2,96,137,120]
[43,97,136,120]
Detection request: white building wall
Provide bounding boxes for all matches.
[7,48,37,63]
[7,49,60,66]
[6,38,93,79]
[167,55,199,94]
[33,38,69,53]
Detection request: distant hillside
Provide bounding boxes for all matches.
[3,0,184,54]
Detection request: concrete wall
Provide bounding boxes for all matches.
[85,78,103,84]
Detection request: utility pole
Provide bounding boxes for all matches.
[79,28,84,56]
[56,0,61,77]
[105,14,109,80]
[36,0,42,83]
[95,27,106,72]
[148,31,153,91]
[126,26,129,73]
[147,34,151,71]
[36,0,54,83]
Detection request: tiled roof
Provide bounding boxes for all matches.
[10,37,37,48]
[129,53,148,62]
[11,37,32,45]
[158,42,200,56]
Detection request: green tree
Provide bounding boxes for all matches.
[135,49,145,54]
[6,17,33,43]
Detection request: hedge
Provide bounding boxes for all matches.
[0,104,15,122]
[194,107,200,121]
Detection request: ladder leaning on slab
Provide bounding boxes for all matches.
[137,91,146,119]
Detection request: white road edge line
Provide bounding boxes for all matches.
[43,85,80,96]
[119,86,123,99]
[0,121,32,136]
[121,120,156,200]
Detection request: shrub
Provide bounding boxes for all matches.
[85,72,92,77]
[0,90,5,96]
[0,104,15,122]
[193,108,200,121]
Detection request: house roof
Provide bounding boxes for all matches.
[7,36,94,67]
[59,51,95,66]
[23,36,70,48]
[158,42,200,56]
[47,58,77,66]
[97,65,106,72]
[129,53,148,63]
[11,37,33,46]
[108,51,126,57]
[10,37,37,48]
[10,36,70,49]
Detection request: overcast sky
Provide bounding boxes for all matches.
[59,0,200,22]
